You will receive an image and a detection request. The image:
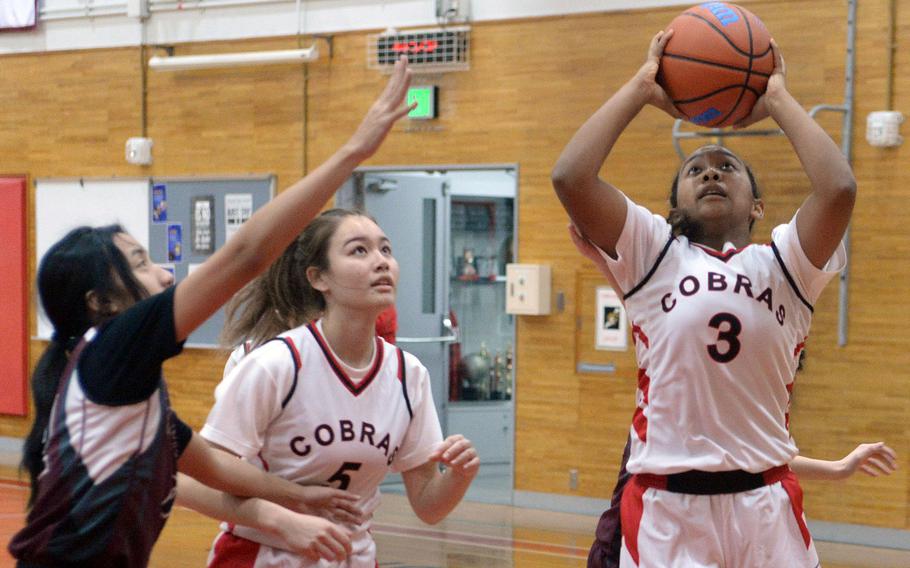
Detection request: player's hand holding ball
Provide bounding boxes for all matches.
[632,29,684,120]
[429,434,480,479]
[731,39,788,130]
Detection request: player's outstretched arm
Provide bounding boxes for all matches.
[400,435,480,525]
[172,57,414,342]
[791,442,898,481]
[177,433,364,524]
[175,474,352,562]
[552,30,681,258]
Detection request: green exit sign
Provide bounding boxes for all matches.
[407,86,438,120]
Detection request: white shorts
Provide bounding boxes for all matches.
[207,529,377,568]
[619,469,819,568]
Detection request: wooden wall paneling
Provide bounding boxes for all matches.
[0,0,906,529]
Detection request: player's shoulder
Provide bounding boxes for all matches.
[394,347,431,383]
[235,328,311,375]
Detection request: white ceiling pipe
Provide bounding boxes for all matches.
[41,0,128,21]
[149,0,289,13]
[148,45,318,71]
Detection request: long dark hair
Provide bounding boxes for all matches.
[667,153,761,240]
[221,208,372,349]
[22,225,146,506]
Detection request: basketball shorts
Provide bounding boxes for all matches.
[619,467,819,568]
[207,529,378,568]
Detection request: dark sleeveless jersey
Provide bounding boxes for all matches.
[10,286,192,568]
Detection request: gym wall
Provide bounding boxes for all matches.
[0,0,906,529]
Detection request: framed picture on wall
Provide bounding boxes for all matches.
[595,286,627,351]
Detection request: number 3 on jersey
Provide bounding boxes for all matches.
[707,312,742,363]
[328,461,362,490]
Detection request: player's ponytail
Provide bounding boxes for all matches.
[22,225,145,507]
[222,208,372,349]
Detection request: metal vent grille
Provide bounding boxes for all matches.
[367,26,470,73]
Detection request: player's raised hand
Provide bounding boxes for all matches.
[841,442,898,478]
[275,512,353,562]
[295,485,365,525]
[344,56,417,162]
[428,434,480,479]
[632,30,683,119]
[733,39,787,129]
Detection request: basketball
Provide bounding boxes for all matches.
[657,2,773,128]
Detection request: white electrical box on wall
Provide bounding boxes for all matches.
[506,263,551,315]
[866,111,904,147]
[125,137,153,166]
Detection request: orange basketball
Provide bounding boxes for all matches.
[657,2,773,128]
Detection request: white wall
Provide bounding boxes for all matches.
[0,0,693,54]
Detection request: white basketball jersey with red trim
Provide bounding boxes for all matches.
[599,196,844,475]
[200,321,442,560]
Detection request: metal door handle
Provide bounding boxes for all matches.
[396,313,458,344]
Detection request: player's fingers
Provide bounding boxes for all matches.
[385,66,413,108]
[860,464,879,477]
[314,537,345,562]
[391,101,418,122]
[459,456,481,472]
[300,546,321,562]
[336,502,365,523]
[332,509,363,525]
[448,449,478,468]
[327,526,354,556]
[865,456,895,475]
[873,451,898,470]
[655,28,674,53]
[331,490,361,503]
[309,541,337,561]
[439,438,472,460]
[429,437,457,460]
[769,39,784,75]
[377,58,405,101]
[442,442,473,463]
[877,444,898,465]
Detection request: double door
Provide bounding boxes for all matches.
[339,167,516,501]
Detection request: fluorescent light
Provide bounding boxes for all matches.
[149,45,319,71]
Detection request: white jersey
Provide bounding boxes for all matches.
[598,196,845,475]
[201,320,443,565]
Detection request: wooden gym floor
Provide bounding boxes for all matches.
[1,472,908,567]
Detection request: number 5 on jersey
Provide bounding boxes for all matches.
[328,461,363,490]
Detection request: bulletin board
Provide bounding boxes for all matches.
[149,177,274,348]
[35,176,273,348]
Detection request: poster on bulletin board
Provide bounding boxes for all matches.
[595,286,627,351]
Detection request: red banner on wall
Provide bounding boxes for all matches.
[0,0,37,32]
[0,177,28,416]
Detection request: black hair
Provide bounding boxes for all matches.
[667,150,761,239]
[22,225,147,506]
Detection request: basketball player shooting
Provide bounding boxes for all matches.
[551,22,856,568]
